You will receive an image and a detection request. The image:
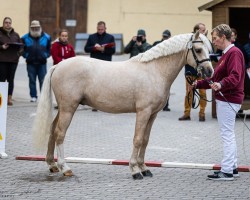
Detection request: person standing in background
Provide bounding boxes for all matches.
[84,21,115,61]
[84,21,116,111]
[152,29,172,111]
[179,23,208,122]
[124,29,151,58]
[51,29,76,109]
[51,29,75,65]
[230,28,249,114]
[0,17,23,106]
[21,20,51,103]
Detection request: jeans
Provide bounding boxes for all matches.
[27,64,47,98]
[216,99,241,174]
[0,62,18,95]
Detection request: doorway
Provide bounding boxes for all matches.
[229,8,250,45]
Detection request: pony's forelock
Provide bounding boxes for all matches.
[198,33,213,53]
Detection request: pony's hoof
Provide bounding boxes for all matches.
[132,172,143,180]
[49,166,59,173]
[141,170,153,177]
[63,170,73,176]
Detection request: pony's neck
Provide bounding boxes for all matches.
[155,50,187,83]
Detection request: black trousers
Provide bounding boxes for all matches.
[0,62,18,95]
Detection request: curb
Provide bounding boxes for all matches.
[15,155,250,172]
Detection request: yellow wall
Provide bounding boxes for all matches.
[87,0,212,44]
[0,0,30,36]
[0,0,212,44]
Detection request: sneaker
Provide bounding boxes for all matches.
[207,171,234,181]
[30,97,37,102]
[214,169,239,177]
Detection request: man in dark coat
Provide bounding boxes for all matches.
[84,21,115,61]
[84,21,116,111]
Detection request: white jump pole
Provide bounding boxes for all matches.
[0,82,8,158]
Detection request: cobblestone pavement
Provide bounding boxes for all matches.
[1,56,250,200]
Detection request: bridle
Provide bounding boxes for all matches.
[185,35,213,109]
[186,35,211,67]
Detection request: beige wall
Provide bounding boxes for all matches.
[0,0,30,36]
[87,0,212,44]
[0,0,212,44]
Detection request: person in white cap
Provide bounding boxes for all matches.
[21,20,51,102]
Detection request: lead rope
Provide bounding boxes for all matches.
[185,71,213,109]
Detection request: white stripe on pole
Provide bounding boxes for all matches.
[161,162,214,169]
[65,157,114,164]
[0,82,8,158]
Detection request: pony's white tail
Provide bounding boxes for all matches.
[32,66,56,152]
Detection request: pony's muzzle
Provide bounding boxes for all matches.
[198,65,214,79]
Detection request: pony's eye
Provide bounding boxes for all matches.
[195,49,202,53]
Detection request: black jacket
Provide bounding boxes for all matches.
[84,32,115,61]
[0,27,22,63]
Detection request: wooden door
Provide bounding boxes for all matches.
[30,0,87,47]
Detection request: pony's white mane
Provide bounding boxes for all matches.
[132,33,212,63]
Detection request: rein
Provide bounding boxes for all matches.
[185,72,213,109]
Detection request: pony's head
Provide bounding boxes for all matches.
[186,31,214,79]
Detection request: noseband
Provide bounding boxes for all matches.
[186,36,211,67]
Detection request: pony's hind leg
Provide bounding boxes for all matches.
[138,113,157,177]
[46,113,59,173]
[54,110,77,176]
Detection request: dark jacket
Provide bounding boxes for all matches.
[0,27,22,63]
[84,32,115,61]
[124,39,151,58]
[152,40,163,47]
[21,32,51,64]
[244,41,250,68]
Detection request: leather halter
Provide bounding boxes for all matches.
[186,35,211,67]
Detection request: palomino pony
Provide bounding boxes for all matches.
[33,31,213,180]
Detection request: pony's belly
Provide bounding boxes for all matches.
[91,102,136,113]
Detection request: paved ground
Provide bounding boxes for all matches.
[1,55,250,199]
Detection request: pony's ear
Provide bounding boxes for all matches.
[204,30,208,37]
[194,31,199,39]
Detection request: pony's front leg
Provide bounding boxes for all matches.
[130,111,151,180]
[138,113,157,177]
